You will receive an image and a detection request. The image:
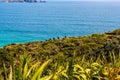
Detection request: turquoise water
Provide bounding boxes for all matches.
[0,1,120,47]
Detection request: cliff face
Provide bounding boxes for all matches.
[0,29,120,68]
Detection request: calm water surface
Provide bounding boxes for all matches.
[0,1,120,46]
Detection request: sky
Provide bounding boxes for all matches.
[1,0,120,2]
[49,0,120,1]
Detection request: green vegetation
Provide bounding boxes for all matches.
[0,29,120,80]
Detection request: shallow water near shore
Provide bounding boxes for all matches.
[0,1,120,47]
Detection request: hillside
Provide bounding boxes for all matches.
[0,29,120,79]
[1,29,120,62]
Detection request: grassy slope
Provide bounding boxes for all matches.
[0,29,120,68]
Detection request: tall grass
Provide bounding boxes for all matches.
[1,53,51,80]
[1,51,120,80]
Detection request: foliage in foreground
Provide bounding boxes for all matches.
[1,51,120,80]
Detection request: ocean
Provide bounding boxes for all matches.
[0,1,120,47]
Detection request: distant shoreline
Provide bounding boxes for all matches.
[2,0,46,3]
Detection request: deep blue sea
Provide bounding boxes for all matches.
[0,1,120,47]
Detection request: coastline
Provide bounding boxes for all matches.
[0,28,120,79]
[0,28,117,48]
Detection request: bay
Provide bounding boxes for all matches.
[0,1,120,46]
